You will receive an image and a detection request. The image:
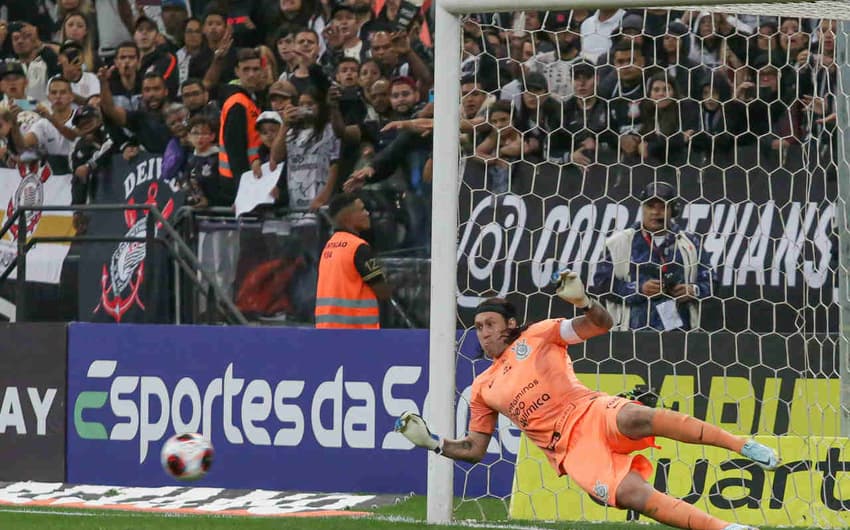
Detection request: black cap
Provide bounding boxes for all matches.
[331,3,355,18]
[0,60,26,79]
[134,15,159,32]
[666,21,689,37]
[621,13,644,32]
[7,21,26,34]
[72,105,99,126]
[572,59,595,79]
[523,71,548,91]
[119,136,140,151]
[59,40,84,61]
[327,193,360,218]
[640,181,677,202]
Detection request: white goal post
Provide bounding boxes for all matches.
[428,0,850,524]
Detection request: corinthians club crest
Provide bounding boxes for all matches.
[5,161,51,241]
[94,181,174,322]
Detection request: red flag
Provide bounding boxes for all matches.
[373,0,386,16]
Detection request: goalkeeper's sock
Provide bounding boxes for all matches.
[650,409,745,453]
[643,489,728,530]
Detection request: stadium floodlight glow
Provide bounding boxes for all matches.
[430,0,850,525]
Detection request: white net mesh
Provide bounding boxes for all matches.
[449,5,848,527]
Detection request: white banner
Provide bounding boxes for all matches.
[0,162,74,284]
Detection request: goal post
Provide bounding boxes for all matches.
[429,0,850,524]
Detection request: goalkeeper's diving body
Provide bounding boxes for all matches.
[396,271,778,530]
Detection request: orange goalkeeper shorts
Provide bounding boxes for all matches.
[559,395,657,507]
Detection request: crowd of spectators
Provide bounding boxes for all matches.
[0,2,838,324]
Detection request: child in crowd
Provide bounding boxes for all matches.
[184,115,220,208]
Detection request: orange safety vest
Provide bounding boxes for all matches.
[315,231,380,329]
[218,91,261,178]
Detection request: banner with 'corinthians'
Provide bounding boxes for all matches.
[77,153,183,323]
[458,146,835,333]
[0,161,74,284]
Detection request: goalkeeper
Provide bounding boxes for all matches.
[396,271,777,530]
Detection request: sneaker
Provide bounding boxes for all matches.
[723,525,759,530]
[741,440,779,470]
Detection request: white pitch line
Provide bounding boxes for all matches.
[0,508,98,517]
[367,514,557,530]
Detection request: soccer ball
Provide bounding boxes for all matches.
[160,432,214,481]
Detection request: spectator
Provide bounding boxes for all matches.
[162,102,192,182]
[777,17,809,66]
[273,0,327,48]
[108,41,141,110]
[388,75,421,120]
[218,48,264,205]
[614,12,654,65]
[738,53,804,161]
[50,0,95,42]
[801,19,837,171]
[358,58,382,100]
[190,8,237,90]
[0,61,39,164]
[591,181,713,331]
[177,17,204,86]
[475,100,520,193]
[691,73,741,167]
[459,74,491,153]
[369,30,433,96]
[161,0,190,49]
[580,8,625,62]
[688,12,749,70]
[58,40,100,105]
[322,4,369,67]
[273,24,299,79]
[256,110,283,164]
[57,11,97,73]
[746,19,779,66]
[94,0,134,61]
[99,68,171,153]
[525,15,582,101]
[549,59,610,164]
[510,72,559,159]
[9,21,60,102]
[599,40,653,163]
[277,86,340,224]
[9,75,78,161]
[134,16,180,98]
[0,110,13,167]
[183,114,221,208]
[68,104,118,216]
[658,21,710,101]
[315,192,391,329]
[180,78,220,129]
[637,72,699,167]
[284,29,326,95]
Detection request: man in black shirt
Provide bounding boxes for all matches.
[99,68,171,154]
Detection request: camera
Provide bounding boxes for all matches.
[662,271,681,294]
[295,106,314,119]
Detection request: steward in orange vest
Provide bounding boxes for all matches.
[218,48,264,204]
[316,193,392,328]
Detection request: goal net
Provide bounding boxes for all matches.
[430,1,850,527]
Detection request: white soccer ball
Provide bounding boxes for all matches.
[160,432,214,481]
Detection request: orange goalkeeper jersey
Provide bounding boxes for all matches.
[468,319,603,472]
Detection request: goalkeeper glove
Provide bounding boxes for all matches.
[554,269,591,309]
[394,411,443,454]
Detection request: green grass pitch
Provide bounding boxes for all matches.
[0,495,819,529]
